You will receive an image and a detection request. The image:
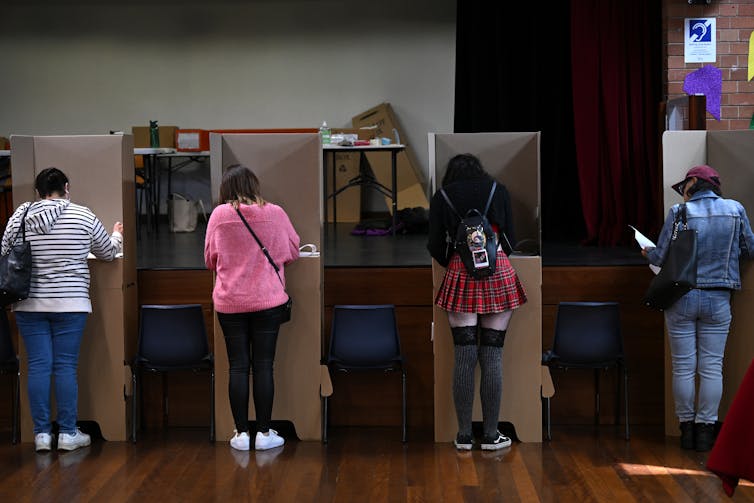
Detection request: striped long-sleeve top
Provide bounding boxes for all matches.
[0,199,122,313]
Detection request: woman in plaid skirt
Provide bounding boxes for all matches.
[427,153,527,451]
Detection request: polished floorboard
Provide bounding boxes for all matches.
[1,425,750,502]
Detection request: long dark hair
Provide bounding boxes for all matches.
[219,164,265,206]
[35,167,68,198]
[441,153,491,187]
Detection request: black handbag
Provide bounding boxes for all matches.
[643,204,697,311]
[0,204,33,307]
[235,208,292,323]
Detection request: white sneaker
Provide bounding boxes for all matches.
[57,429,91,451]
[481,431,512,451]
[34,432,53,452]
[230,430,250,451]
[255,429,284,451]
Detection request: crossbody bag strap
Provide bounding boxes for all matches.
[235,207,284,286]
[672,204,688,240]
[483,181,497,216]
[13,202,32,245]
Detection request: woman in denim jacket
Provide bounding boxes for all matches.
[643,165,754,452]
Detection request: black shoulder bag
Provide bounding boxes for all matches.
[0,203,33,307]
[235,208,292,323]
[643,204,697,311]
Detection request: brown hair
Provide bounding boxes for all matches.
[219,164,265,207]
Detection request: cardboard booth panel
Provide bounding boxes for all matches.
[10,134,136,441]
[210,133,323,441]
[215,134,322,247]
[430,132,542,443]
[431,132,541,250]
[661,131,706,213]
[661,130,754,436]
[706,130,754,424]
[432,257,542,442]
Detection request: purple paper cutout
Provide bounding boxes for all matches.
[683,65,722,121]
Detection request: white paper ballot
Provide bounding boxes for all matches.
[629,225,655,249]
[629,225,660,275]
[299,243,320,258]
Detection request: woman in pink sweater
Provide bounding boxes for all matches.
[204,164,300,452]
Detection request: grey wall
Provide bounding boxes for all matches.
[0,0,456,197]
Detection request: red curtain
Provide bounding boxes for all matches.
[571,0,661,246]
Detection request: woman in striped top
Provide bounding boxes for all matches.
[1,167,123,452]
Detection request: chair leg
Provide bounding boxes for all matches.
[623,364,630,441]
[615,365,621,427]
[162,373,169,429]
[401,369,407,443]
[210,369,216,443]
[594,369,600,426]
[12,369,20,444]
[544,396,552,441]
[322,395,329,444]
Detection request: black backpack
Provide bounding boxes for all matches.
[440,182,498,279]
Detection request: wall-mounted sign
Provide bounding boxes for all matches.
[685,18,716,63]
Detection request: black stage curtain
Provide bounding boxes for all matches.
[454,1,661,245]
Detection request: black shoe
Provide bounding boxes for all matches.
[454,433,473,451]
[695,423,716,452]
[679,421,695,450]
[481,431,512,451]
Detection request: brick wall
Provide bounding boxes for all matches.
[664,0,754,130]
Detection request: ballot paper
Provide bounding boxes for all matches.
[629,225,660,275]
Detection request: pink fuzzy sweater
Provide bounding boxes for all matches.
[204,202,300,314]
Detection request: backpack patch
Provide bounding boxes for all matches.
[440,182,499,279]
[454,209,497,278]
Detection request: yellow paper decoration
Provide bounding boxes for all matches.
[749,31,754,81]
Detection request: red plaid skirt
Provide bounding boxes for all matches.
[435,250,527,313]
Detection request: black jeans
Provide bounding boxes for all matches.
[218,305,285,433]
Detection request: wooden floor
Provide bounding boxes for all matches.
[1,426,751,502]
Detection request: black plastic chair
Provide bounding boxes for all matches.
[542,301,629,441]
[131,304,214,442]
[0,308,19,444]
[323,305,406,443]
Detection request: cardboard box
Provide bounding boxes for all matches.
[132,126,177,169]
[0,136,9,150]
[131,125,178,148]
[175,129,209,152]
[352,103,429,211]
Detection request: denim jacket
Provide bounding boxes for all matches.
[646,190,754,290]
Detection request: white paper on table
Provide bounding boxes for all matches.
[629,225,661,275]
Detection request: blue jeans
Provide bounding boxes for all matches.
[16,312,88,435]
[665,289,732,424]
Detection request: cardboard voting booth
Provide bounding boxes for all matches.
[662,130,754,436]
[209,133,323,441]
[428,132,543,443]
[10,134,137,442]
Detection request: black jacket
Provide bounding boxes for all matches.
[426,178,514,267]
